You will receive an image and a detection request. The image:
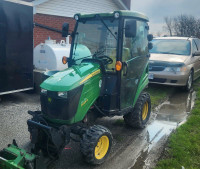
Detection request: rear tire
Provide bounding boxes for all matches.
[123,92,151,129]
[80,125,112,165]
[184,70,193,91]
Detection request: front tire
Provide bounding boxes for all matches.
[123,92,151,129]
[80,125,113,165]
[184,70,193,91]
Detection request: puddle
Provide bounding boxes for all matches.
[132,90,196,169]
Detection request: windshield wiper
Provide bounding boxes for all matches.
[73,49,105,62]
[97,15,117,40]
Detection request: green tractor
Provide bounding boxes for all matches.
[27,10,153,165]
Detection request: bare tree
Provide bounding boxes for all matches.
[164,16,173,36]
[164,15,200,38]
[173,15,197,37]
[196,19,200,38]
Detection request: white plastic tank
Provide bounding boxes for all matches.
[34,38,71,71]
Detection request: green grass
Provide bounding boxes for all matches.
[145,84,173,108]
[155,79,200,169]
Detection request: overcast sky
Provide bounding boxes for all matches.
[131,0,200,36]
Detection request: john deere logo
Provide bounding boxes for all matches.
[48,97,52,103]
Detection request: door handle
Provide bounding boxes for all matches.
[123,62,128,76]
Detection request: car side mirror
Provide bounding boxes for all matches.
[193,51,200,56]
[125,20,137,38]
[62,23,69,37]
[147,34,153,41]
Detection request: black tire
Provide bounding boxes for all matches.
[80,125,113,165]
[184,70,193,91]
[123,92,151,129]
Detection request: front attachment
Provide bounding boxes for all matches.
[27,111,70,159]
[0,140,36,169]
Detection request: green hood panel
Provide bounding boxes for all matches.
[40,63,100,91]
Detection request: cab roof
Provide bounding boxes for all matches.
[75,10,149,22]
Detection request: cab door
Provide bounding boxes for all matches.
[120,19,149,110]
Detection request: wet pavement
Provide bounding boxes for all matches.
[131,89,196,169]
[0,88,196,169]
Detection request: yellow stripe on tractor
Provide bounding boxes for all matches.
[80,69,101,84]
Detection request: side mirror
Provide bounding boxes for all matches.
[193,51,200,56]
[147,34,153,41]
[62,23,69,37]
[125,20,137,38]
[148,42,153,50]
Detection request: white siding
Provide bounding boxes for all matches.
[35,0,121,17]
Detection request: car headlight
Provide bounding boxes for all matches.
[58,91,68,98]
[164,66,187,72]
[41,89,47,94]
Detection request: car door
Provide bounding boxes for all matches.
[194,39,200,79]
[120,19,149,110]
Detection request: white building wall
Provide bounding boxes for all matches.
[36,0,121,17]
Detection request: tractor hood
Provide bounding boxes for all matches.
[40,62,101,91]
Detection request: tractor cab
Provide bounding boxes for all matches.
[63,11,151,116]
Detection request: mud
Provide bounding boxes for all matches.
[0,88,196,169]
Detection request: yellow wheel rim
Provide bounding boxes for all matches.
[142,102,149,120]
[95,135,109,160]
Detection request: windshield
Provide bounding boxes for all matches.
[72,18,119,71]
[150,39,191,56]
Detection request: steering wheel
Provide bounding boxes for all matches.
[96,55,113,65]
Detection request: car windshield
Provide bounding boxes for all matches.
[150,39,191,56]
[71,18,118,71]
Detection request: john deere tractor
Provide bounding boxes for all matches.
[26,10,153,165]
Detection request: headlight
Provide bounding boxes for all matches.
[164,66,187,72]
[114,12,120,18]
[41,89,47,94]
[58,91,68,98]
[74,14,79,21]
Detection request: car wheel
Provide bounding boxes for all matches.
[185,71,193,91]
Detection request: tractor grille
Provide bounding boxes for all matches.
[40,85,83,121]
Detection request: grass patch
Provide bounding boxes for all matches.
[145,84,173,108]
[155,79,200,169]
